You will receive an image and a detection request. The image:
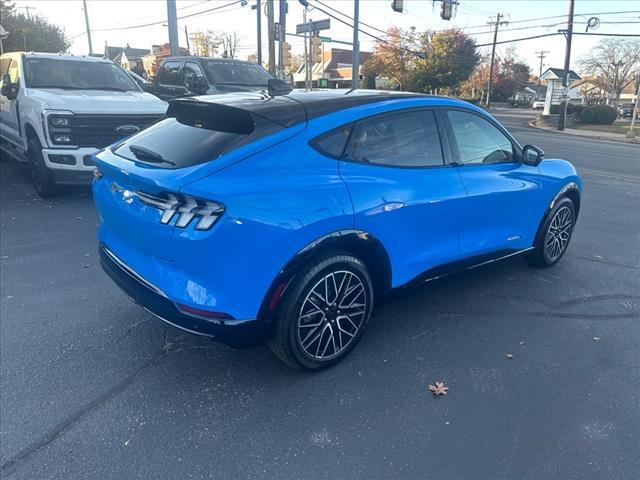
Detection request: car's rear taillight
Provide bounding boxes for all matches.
[137,191,224,230]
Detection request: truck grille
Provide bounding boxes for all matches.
[69,115,163,148]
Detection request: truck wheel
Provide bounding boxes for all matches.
[28,138,57,198]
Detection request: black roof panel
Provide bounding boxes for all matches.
[193,89,428,127]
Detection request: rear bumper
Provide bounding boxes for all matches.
[99,243,269,348]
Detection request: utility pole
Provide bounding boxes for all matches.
[535,50,549,98]
[82,0,94,55]
[351,0,360,90]
[486,13,508,108]
[184,25,190,54]
[557,0,575,131]
[266,0,276,75]
[278,0,287,80]
[166,0,180,56]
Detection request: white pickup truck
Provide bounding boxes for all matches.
[0,52,167,197]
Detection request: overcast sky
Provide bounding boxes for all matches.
[12,0,640,73]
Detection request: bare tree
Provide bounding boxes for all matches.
[578,38,640,104]
[219,31,241,59]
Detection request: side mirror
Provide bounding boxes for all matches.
[1,74,17,99]
[522,144,544,166]
[267,78,292,97]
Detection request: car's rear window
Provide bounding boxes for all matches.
[113,116,281,169]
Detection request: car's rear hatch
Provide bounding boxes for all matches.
[93,93,306,262]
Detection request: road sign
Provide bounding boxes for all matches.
[319,36,331,43]
[296,18,331,34]
[319,78,329,88]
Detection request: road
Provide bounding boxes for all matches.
[1,109,639,479]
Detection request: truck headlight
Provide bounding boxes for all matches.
[49,117,70,127]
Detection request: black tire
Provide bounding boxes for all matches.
[526,197,576,267]
[27,138,57,198]
[268,253,375,370]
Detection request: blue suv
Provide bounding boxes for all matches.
[93,90,582,370]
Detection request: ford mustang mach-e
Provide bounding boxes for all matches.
[93,89,582,370]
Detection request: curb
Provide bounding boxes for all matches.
[528,120,640,145]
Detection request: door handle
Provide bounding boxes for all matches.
[382,202,404,212]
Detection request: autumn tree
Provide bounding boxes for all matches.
[411,28,479,94]
[189,29,219,57]
[364,26,419,90]
[578,38,640,104]
[0,0,69,53]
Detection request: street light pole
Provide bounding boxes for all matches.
[82,0,93,55]
[557,0,575,131]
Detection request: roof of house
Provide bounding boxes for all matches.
[105,45,151,60]
[540,67,581,82]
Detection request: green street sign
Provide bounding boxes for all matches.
[319,78,329,88]
[319,36,331,43]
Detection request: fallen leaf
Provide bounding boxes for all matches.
[593,337,600,342]
[505,353,514,359]
[519,341,525,346]
[428,382,449,395]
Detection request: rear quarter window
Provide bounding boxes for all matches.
[113,116,282,169]
[310,124,353,159]
[158,61,182,85]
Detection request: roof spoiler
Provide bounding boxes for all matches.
[166,99,255,135]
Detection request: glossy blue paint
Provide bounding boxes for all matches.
[93,94,582,337]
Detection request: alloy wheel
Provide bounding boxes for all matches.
[545,205,573,261]
[297,270,368,360]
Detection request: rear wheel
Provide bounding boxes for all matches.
[526,197,576,267]
[28,138,57,198]
[268,253,374,370]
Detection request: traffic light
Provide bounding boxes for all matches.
[391,0,404,13]
[283,42,292,67]
[311,34,322,63]
[441,0,453,20]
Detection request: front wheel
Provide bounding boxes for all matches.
[27,138,57,198]
[526,197,576,267]
[268,253,374,370]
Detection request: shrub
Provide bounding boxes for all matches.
[581,104,617,124]
[458,97,481,105]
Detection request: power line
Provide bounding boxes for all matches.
[458,10,640,30]
[92,0,243,32]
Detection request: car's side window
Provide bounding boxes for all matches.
[310,124,353,159]
[345,110,445,167]
[7,60,19,84]
[0,58,11,77]
[157,61,182,86]
[181,62,206,90]
[446,110,515,165]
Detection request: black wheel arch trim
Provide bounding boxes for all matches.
[257,229,392,322]
[533,181,580,247]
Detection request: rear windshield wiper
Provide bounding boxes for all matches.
[128,145,176,166]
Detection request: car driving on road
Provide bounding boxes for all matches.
[0,52,167,197]
[93,90,582,370]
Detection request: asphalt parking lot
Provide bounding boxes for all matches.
[1,109,639,479]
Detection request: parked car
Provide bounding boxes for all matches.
[0,52,167,197]
[532,99,545,110]
[617,102,636,118]
[152,56,277,100]
[93,90,582,370]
